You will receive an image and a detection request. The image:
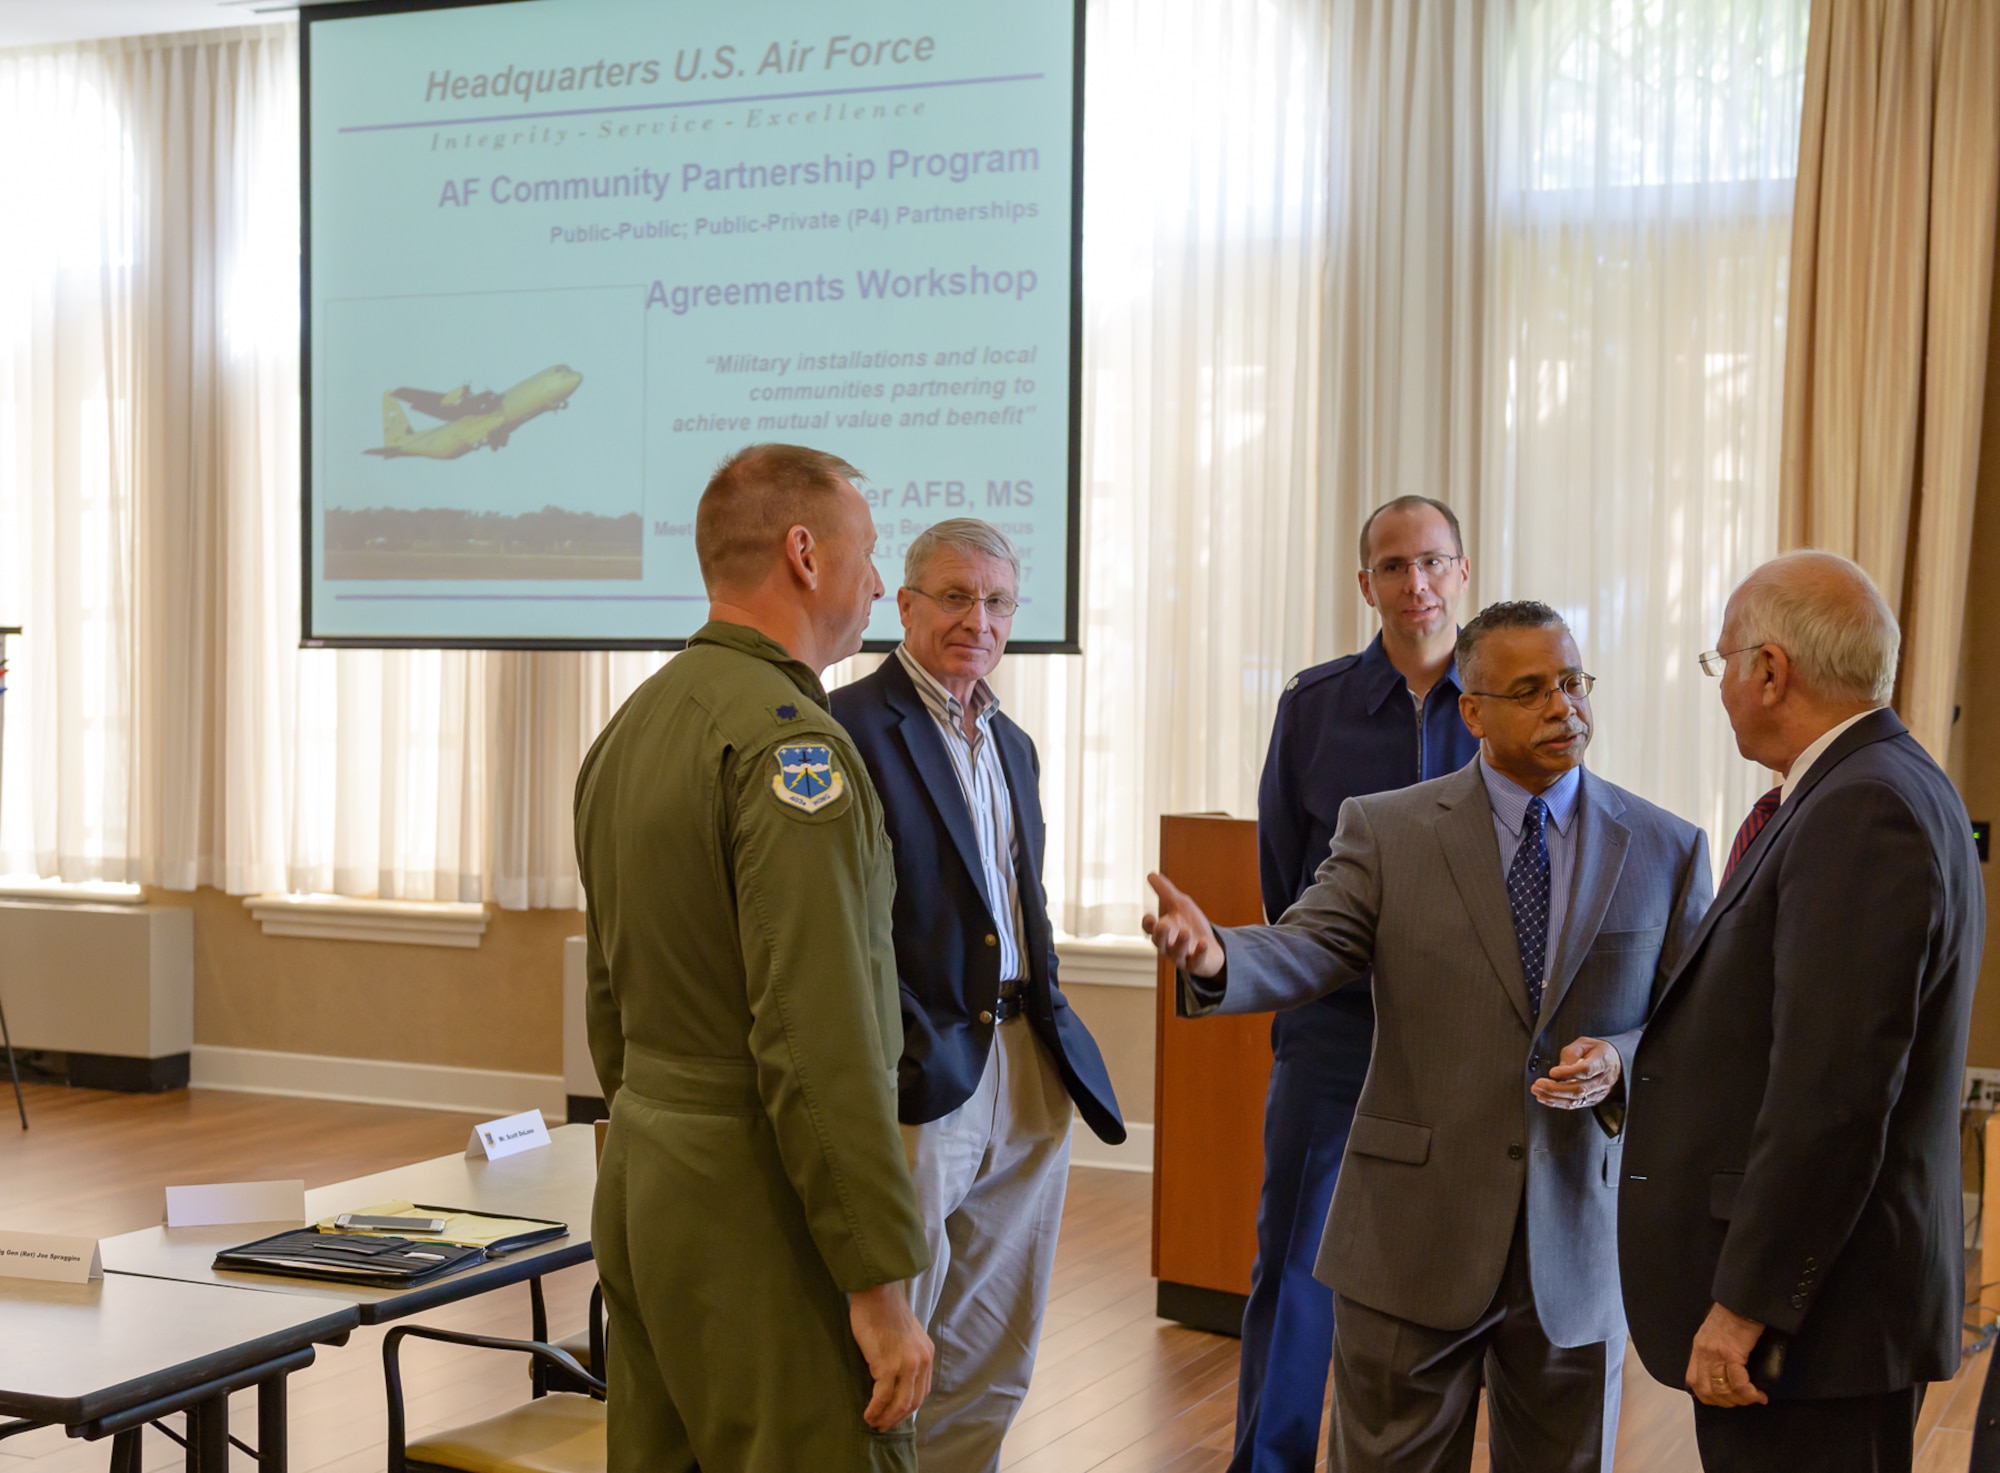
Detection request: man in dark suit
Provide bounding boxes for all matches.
[1621,550,1985,1472]
[1148,601,1711,1471]
[832,517,1124,1472]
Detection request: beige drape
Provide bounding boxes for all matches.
[1780,0,2000,757]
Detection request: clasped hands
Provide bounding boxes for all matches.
[1142,873,1622,1110]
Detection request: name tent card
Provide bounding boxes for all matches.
[0,1230,102,1283]
[165,1180,308,1228]
[467,1108,551,1161]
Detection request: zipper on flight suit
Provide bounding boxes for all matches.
[1412,686,1429,782]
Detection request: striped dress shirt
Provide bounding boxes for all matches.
[895,645,1028,984]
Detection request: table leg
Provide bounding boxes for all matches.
[106,1428,141,1473]
[258,1373,288,1473]
[529,1275,549,1397]
[184,1393,228,1473]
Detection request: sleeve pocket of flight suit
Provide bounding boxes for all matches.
[1348,1113,1432,1165]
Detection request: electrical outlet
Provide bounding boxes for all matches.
[1966,1067,2000,1111]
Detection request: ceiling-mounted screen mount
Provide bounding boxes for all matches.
[302,0,1083,650]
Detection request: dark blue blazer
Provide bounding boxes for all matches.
[831,656,1125,1144]
[1621,708,1984,1397]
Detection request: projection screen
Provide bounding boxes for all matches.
[302,0,1083,649]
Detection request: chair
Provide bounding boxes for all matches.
[383,1326,604,1473]
[527,1278,605,1399]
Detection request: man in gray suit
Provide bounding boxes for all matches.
[1147,600,1711,1472]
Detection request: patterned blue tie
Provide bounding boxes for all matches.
[1508,797,1551,1018]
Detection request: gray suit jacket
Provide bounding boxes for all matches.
[1184,760,1710,1346]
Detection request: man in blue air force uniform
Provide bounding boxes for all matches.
[1235,495,1480,1470]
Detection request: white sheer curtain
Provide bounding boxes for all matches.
[1482,0,1807,846]
[0,1,1808,919]
[990,0,1336,936]
[0,42,132,880]
[1007,0,1806,932]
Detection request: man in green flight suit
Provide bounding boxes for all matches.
[575,443,935,1471]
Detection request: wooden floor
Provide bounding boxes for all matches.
[0,1081,1986,1471]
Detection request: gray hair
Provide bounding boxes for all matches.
[1732,550,1899,703]
[904,518,1021,589]
[1455,600,1569,688]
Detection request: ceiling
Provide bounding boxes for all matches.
[0,0,297,48]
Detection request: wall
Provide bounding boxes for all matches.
[158,884,1160,1123]
[1061,980,1156,1126]
[155,887,575,1076]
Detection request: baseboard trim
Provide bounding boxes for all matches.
[190,1045,563,1118]
[1071,1120,1153,1173]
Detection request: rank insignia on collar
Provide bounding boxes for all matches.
[773,743,844,812]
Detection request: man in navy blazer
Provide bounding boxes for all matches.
[832,517,1123,1471]
[1621,552,1984,1471]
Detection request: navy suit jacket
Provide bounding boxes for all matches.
[1621,709,1985,1397]
[832,656,1125,1144]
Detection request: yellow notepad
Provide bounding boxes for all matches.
[317,1200,565,1251]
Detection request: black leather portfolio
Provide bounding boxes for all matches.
[213,1229,488,1286]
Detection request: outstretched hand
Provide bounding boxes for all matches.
[1142,872,1225,978]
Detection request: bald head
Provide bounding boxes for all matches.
[1727,551,1899,704]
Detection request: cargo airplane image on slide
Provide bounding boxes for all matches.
[327,360,638,582]
[364,364,584,458]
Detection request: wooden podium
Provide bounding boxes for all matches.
[1151,813,1272,1335]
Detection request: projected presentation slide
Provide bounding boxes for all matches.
[304,0,1080,649]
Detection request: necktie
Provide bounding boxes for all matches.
[1507,797,1551,1018]
[1723,786,1783,882]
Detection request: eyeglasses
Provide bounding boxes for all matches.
[1698,645,1764,677]
[905,586,1019,619]
[1362,553,1463,583]
[1465,673,1596,710]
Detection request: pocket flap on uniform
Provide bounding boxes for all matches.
[1348,1113,1431,1165]
[1710,1171,1744,1219]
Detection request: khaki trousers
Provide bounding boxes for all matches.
[901,1017,1074,1473]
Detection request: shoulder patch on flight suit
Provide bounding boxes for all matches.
[772,743,846,813]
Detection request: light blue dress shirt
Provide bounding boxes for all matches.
[1479,760,1582,989]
